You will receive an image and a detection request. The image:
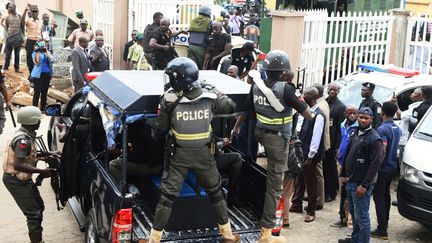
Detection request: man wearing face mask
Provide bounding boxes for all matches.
[203,22,232,70]
[338,107,383,243]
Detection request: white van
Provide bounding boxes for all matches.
[397,106,432,227]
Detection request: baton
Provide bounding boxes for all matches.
[9,109,16,127]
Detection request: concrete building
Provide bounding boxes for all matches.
[406,0,432,16]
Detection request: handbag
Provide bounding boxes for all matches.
[7,30,24,48]
[286,139,304,177]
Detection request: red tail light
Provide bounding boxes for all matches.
[84,72,102,81]
[272,197,283,235]
[112,208,133,243]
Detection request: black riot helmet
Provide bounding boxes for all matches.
[262,50,291,72]
[165,57,199,92]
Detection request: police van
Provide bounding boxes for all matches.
[397,106,432,227]
[45,70,270,242]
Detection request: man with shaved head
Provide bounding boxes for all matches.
[291,86,326,222]
[227,65,239,79]
[313,83,330,210]
[324,82,346,202]
[149,17,184,70]
[330,105,358,228]
[203,21,232,70]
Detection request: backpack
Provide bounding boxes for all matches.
[286,139,304,177]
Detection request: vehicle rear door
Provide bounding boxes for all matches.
[57,93,90,204]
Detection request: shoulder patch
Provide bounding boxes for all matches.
[18,139,29,149]
[164,92,179,103]
[376,107,382,114]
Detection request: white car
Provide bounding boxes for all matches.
[397,106,432,227]
[329,67,432,113]
[326,65,432,159]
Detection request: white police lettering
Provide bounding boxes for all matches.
[253,95,271,106]
[176,110,210,121]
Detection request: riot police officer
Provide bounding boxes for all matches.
[147,57,239,243]
[247,50,312,242]
[359,82,382,128]
[2,106,55,243]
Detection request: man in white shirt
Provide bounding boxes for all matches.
[398,88,423,155]
[291,87,326,223]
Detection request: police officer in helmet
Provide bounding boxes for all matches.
[2,106,55,243]
[147,57,239,243]
[246,50,312,242]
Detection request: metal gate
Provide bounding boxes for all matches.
[404,16,432,74]
[92,0,114,68]
[128,0,215,45]
[300,10,394,87]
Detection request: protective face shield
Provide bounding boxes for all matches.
[164,57,199,93]
[262,50,291,72]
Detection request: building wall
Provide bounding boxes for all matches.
[12,0,93,25]
[406,0,432,16]
[347,0,400,12]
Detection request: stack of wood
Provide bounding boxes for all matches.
[4,70,72,107]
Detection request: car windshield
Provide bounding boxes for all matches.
[333,78,394,106]
[414,109,432,141]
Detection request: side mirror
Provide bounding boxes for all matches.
[45,104,62,116]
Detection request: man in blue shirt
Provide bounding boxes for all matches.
[330,105,358,227]
[371,101,401,240]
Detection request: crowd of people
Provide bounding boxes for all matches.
[0,3,111,107]
[121,5,260,75]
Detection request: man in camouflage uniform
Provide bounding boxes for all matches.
[3,106,55,243]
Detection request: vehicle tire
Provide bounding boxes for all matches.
[85,211,99,243]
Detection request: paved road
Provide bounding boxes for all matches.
[0,112,431,242]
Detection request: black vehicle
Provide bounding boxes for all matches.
[46,70,270,242]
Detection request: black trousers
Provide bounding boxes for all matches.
[215,152,242,195]
[26,39,37,73]
[324,148,338,199]
[292,160,319,216]
[373,170,394,232]
[32,72,51,111]
[4,41,21,70]
[339,181,347,221]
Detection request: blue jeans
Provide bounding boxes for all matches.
[346,182,374,243]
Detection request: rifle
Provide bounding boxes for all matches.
[34,136,63,211]
[296,66,306,94]
[9,109,16,127]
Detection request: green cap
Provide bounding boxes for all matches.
[136,33,144,40]
[75,10,83,17]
